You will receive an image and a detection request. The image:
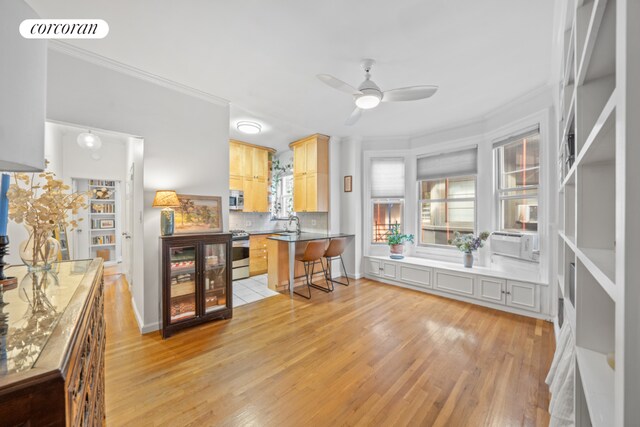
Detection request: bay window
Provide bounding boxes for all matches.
[370,158,405,244]
[416,147,478,246]
[494,127,540,233]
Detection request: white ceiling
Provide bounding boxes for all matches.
[27,0,556,151]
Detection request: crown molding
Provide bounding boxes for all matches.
[49,41,229,107]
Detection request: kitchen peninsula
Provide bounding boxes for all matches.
[267,233,354,295]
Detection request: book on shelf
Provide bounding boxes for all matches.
[91,234,116,245]
[89,179,116,187]
[91,202,115,213]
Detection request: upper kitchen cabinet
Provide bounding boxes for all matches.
[0,1,46,171]
[290,134,329,212]
[228,139,274,212]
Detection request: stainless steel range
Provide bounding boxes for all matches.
[230,230,250,281]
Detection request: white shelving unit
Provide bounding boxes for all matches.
[74,178,122,266]
[555,0,639,424]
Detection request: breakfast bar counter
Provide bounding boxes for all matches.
[266,233,354,295]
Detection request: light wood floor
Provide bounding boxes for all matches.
[103,273,554,426]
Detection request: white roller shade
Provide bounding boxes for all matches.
[371,158,405,198]
[492,124,540,149]
[417,147,478,181]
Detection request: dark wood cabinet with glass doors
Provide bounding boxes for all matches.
[160,233,232,338]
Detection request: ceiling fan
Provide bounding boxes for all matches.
[317,59,438,125]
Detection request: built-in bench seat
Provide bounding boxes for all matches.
[364,255,550,319]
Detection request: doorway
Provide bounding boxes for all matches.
[44,121,144,284]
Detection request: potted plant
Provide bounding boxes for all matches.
[387,223,414,259]
[449,231,490,268]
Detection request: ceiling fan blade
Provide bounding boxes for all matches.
[345,107,362,126]
[317,74,362,95]
[382,85,438,102]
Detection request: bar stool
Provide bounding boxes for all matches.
[293,240,331,299]
[323,238,350,287]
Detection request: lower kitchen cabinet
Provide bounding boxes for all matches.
[249,234,271,276]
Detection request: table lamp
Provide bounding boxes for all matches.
[152,190,180,236]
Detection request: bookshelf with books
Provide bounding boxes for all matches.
[73,178,122,266]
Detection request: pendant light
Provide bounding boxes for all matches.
[77,130,102,151]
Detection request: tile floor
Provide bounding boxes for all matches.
[232,274,280,307]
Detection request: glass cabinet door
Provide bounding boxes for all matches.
[168,246,197,323]
[203,243,227,313]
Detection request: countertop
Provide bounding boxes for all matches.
[267,232,355,242]
[247,229,286,236]
[0,259,103,384]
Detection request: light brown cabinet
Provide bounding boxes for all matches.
[290,134,329,212]
[229,140,274,212]
[249,234,271,276]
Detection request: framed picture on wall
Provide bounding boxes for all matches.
[175,194,223,233]
[344,175,353,192]
[99,219,115,229]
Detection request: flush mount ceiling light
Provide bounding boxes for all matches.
[77,130,102,151]
[236,121,262,134]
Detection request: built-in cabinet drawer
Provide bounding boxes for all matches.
[434,270,475,296]
[506,280,540,312]
[399,265,432,289]
[477,277,506,304]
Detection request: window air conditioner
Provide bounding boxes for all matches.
[490,232,539,262]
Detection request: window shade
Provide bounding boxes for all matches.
[416,147,478,181]
[492,124,540,149]
[371,158,405,198]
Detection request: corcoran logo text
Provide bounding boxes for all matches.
[19,19,109,39]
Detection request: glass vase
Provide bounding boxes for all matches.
[19,228,60,272]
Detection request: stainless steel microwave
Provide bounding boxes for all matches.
[229,190,244,211]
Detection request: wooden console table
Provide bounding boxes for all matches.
[0,259,105,426]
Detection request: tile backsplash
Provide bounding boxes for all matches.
[229,211,328,233]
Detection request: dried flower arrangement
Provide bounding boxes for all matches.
[7,162,89,269]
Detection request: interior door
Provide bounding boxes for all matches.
[122,164,134,281]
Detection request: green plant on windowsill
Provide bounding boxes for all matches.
[387,223,414,259]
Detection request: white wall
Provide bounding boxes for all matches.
[45,48,230,333]
[5,122,63,265]
[339,136,363,278]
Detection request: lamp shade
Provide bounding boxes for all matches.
[152,190,180,208]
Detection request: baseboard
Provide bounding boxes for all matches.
[130,296,160,334]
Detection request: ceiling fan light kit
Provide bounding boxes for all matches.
[317,58,439,125]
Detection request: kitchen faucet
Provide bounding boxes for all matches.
[288,214,301,235]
